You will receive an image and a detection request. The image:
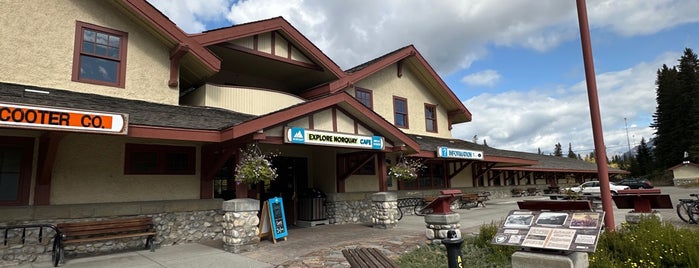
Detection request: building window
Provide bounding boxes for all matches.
[393,96,409,128]
[0,137,33,206]
[125,144,195,175]
[399,161,445,190]
[72,21,128,87]
[425,104,437,132]
[355,88,373,109]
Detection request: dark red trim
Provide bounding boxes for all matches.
[71,21,128,88]
[397,60,403,78]
[221,92,421,153]
[192,17,344,78]
[393,96,409,129]
[34,133,65,205]
[308,115,314,129]
[128,125,221,142]
[118,0,220,72]
[354,87,373,109]
[169,43,190,87]
[271,31,276,55]
[0,136,34,206]
[424,103,437,133]
[216,43,322,70]
[332,108,337,132]
[124,143,196,175]
[378,152,387,192]
[253,35,258,51]
[300,45,471,123]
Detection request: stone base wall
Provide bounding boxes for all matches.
[0,199,223,266]
[325,192,374,224]
[673,177,699,186]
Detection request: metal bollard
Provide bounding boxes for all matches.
[442,230,464,268]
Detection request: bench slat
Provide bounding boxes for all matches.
[57,217,152,228]
[342,247,398,268]
[62,231,156,245]
[62,225,154,237]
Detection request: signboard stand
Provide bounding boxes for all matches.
[259,197,288,244]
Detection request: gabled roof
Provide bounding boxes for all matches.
[300,45,471,123]
[668,162,699,171]
[493,153,630,174]
[191,17,345,79]
[221,92,421,152]
[115,0,221,72]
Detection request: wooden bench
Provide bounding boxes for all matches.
[53,217,156,266]
[342,247,399,268]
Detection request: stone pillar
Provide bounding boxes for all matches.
[371,192,398,229]
[512,251,589,268]
[221,198,260,253]
[424,213,461,244]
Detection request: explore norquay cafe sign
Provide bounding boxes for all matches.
[437,146,484,160]
[285,127,384,150]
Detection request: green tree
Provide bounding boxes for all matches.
[652,48,699,169]
[553,142,563,157]
[567,143,577,159]
[635,137,654,176]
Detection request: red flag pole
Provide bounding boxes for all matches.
[575,0,615,231]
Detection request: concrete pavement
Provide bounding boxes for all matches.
[6,186,696,268]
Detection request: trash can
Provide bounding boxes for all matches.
[298,188,326,221]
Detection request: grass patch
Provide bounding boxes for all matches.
[397,218,699,268]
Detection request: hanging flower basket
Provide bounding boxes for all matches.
[388,157,425,182]
[234,144,278,189]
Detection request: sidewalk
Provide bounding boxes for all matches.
[9,192,678,268]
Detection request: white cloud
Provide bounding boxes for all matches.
[147,0,232,33]
[461,70,502,87]
[148,0,698,74]
[453,52,680,156]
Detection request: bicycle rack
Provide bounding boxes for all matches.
[1,223,59,246]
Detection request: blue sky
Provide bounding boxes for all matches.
[149,0,699,157]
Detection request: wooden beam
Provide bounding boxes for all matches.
[34,132,66,205]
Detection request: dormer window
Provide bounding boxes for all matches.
[72,21,128,88]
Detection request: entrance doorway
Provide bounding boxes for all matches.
[263,157,308,226]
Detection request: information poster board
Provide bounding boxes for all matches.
[491,210,604,252]
[268,197,288,240]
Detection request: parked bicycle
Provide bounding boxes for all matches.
[676,193,699,224]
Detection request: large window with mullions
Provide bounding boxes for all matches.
[398,161,446,190]
[72,21,128,87]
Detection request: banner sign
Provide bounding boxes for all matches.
[285,127,384,150]
[0,102,128,135]
[491,210,605,252]
[437,146,483,160]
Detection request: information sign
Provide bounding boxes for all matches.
[491,210,604,252]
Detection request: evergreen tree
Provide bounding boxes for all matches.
[537,148,542,155]
[483,139,488,147]
[652,48,699,168]
[635,138,654,176]
[567,143,577,159]
[553,142,563,157]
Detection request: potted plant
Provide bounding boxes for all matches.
[388,157,425,182]
[234,143,278,190]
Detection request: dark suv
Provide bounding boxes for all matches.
[616,178,653,189]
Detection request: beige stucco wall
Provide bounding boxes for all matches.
[449,165,474,188]
[182,84,305,116]
[50,134,201,204]
[349,64,452,139]
[673,165,699,178]
[0,1,176,105]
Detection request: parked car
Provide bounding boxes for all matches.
[616,178,654,189]
[563,181,630,195]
